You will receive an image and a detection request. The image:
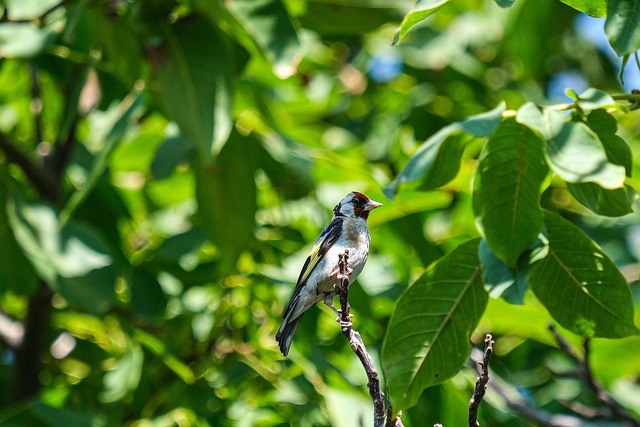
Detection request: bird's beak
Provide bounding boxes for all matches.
[364,199,383,211]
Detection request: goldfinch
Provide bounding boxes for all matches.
[276,192,382,356]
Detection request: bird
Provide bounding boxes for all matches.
[276,191,382,356]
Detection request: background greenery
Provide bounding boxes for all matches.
[0,0,639,426]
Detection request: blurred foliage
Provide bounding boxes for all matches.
[0,0,639,426]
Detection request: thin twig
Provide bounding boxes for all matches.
[548,324,640,427]
[468,334,494,427]
[338,251,404,427]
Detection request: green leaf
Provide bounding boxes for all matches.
[195,130,257,274]
[518,106,626,189]
[556,0,607,17]
[385,103,505,198]
[0,23,56,58]
[567,182,637,216]
[227,0,301,78]
[478,239,532,305]
[7,200,116,313]
[473,119,548,266]
[0,182,37,294]
[605,0,640,56]
[566,88,619,113]
[586,109,632,175]
[494,0,517,7]
[100,346,143,403]
[155,18,235,163]
[60,87,144,225]
[530,211,639,338]
[382,239,488,412]
[150,136,194,180]
[3,0,61,20]
[393,0,450,45]
[129,269,167,319]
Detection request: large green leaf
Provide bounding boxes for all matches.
[530,212,638,338]
[385,103,505,198]
[227,0,300,78]
[473,119,548,266]
[99,345,144,403]
[393,0,450,45]
[605,0,640,56]
[0,181,37,294]
[556,0,607,17]
[7,200,116,313]
[567,182,636,216]
[517,105,626,189]
[586,109,632,175]
[195,130,257,274]
[155,18,235,163]
[382,239,487,412]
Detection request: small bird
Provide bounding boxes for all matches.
[276,191,382,356]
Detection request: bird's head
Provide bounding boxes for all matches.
[333,192,383,220]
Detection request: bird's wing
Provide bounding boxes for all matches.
[283,217,343,319]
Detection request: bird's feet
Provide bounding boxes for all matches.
[331,266,353,281]
[323,295,341,316]
[338,314,354,330]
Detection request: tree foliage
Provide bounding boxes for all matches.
[0,0,639,426]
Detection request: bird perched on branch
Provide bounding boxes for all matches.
[276,191,382,356]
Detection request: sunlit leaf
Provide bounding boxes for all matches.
[605,0,640,56]
[565,88,619,113]
[227,0,300,78]
[385,103,505,198]
[100,346,143,403]
[382,239,487,411]
[0,23,56,58]
[61,87,144,225]
[517,106,626,189]
[3,0,61,20]
[393,0,450,45]
[155,18,238,163]
[7,200,116,313]
[557,0,607,17]
[530,211,639,338]
[473,119,548,266]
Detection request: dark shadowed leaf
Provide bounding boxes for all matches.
[494,0,517,7]
[530,211,639,338]
[586,109,632,175]
[195,130,257,274]
[0,182,37,294]
[567,182,636,217]
[473,119,548,266]
[129,269,167,319]
[478,239,534,305]
[605,0,640,56]
[382,239,487,411]
[151,136,194,180]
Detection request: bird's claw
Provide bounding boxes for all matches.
[332,267,353,281]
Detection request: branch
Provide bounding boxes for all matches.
[468,334,494,427]
[0,132,58,202]
[337,251,404,427]
[548,324,640,427]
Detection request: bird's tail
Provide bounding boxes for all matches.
[276,315,303,356]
